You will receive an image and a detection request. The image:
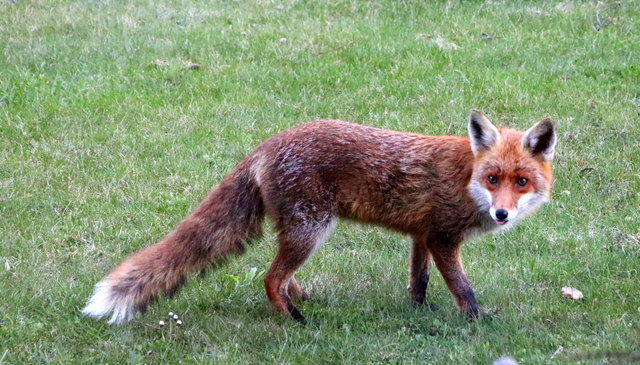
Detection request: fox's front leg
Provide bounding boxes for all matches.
[408,235,432,307]
[429,240,479,319]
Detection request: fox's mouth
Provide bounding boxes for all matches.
[495,219,509,225]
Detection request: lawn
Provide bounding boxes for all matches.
[1,0,639,363]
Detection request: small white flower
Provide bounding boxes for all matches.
[158,320,165,327]
[176,319,183,326]
[168,312,174,318]
[173,314,179,320]
[279,38,287,44]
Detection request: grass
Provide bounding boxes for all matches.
[1,0,639,363]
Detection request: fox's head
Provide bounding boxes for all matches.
[467,110,557,228]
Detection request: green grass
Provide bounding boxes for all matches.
[1,0,639,363]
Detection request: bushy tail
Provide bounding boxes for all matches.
[82,161,264,324]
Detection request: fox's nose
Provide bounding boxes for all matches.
[495,209,509,220]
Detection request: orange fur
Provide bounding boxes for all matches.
[82,110,556,323]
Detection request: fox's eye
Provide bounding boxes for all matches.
[516,177,528,187]
[488,175,498,185]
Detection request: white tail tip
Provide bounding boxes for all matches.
[82,279,137,324]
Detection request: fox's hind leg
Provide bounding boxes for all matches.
[288,276,310,301]
[264,217,336,322]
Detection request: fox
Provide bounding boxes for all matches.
[82,110,557,324]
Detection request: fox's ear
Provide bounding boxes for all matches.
[523,118,557,161]
[468,109,500,155]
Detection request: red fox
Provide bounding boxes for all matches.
[82,110,556,323]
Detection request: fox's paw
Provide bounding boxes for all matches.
[81,278,139,324]
[287,278,310,302]
[286,302,306,324]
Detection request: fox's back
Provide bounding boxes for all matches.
[252,120,479,236]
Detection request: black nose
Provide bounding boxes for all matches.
[495,209,509,220]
